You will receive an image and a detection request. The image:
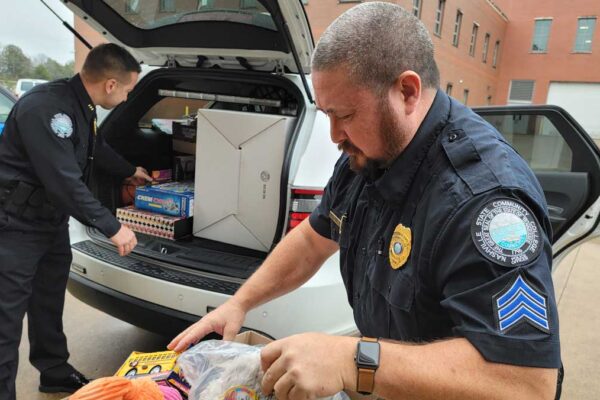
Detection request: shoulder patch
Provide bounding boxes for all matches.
[50,113,73,138]
[471,198,542,267]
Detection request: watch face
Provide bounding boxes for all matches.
[357,341,380,368]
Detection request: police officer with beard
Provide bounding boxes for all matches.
[170,3,562,400]
[0,43,151,398]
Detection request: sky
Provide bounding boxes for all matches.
[0,0,75,64]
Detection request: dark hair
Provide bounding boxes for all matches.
[312,2,440,92]
[81,43,141,83]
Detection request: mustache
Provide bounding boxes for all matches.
[337,140,359,154]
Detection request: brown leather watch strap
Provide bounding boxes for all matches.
[357,367,376,394]
[356,337,379,394]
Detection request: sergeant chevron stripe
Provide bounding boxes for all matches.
[494,275,550,333]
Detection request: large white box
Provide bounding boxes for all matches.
[193,109,296,251]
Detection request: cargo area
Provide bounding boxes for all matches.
[85,68,306,279]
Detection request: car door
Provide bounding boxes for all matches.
[0,86,16,134]
[474,105,600,267]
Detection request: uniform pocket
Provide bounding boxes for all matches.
[362,255,417,339]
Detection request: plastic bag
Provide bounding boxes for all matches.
[177,340,350,400]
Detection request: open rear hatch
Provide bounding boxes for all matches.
[61,0,315,278]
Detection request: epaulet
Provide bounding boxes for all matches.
[440,128,500,195]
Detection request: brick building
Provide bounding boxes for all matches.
[73,0,599,137]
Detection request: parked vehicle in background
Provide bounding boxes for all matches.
[14,78,48,98]
[0,85,17,134]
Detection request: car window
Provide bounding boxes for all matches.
[105,0,277,31]
[482,114,572,172]
[21,81,34,91]
[0,91,14,124]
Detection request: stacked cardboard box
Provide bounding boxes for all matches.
[116,206,192,240]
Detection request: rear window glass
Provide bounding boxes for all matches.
[21,82,34,91]
[481,113,572,172]
[106,0,277,31]
[0,92,14,123]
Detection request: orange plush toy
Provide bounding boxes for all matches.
[69,376,163,400]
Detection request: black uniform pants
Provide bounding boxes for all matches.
[0,217,72,400]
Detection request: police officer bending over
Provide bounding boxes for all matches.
[0,43,151,398]
[170,3,562,400]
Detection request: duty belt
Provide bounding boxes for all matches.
[0,181,59,222]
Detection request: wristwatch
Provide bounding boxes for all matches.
[355,337,380,395]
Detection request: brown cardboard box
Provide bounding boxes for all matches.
[233,330,273,346]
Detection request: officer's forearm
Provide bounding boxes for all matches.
[231,218,338,313]
[367,337,557,400]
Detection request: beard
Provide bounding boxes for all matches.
[338,98,405,174]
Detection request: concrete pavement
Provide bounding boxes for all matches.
[16,238,600,399]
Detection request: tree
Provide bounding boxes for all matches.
[0,45,32,79]
[33,64,51,81]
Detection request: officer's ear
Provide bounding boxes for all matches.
[105,78,118,95]
[390,71,421,115]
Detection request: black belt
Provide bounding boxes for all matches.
[0,181,58,222]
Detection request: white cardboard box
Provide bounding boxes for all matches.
[193,109,296,251]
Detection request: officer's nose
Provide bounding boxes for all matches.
[329,117,347,145]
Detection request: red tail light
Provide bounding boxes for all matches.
[287,188,324,232]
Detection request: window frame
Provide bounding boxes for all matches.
[573,16,597,53]
[453,10,463,47]
[492,40,500,68]
[531,18,552,53]
[482,32,490,63]
[469,23,479,57]
[412,0,422,18]
[434,0,446,37]
[159,0,176,12]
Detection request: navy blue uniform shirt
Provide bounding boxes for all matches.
[0,74,135,237]
[310,91,560,368]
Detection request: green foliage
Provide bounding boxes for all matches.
[0,45,32,79]
[0,44,74,85]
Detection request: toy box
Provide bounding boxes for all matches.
[116,206,192,240]
[115,350,190,398]
[135,181,194,218]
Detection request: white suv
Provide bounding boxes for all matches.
[63,0,600,339]
[14,78,48,98]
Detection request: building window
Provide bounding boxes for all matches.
[487,95,493,105]
[413,0,422,18]
[463,89,469,105]
[492,40,500,68]
[574,17,596,52]
[453,10,463,47]
[508,80,535,104]
[434,0,446,36]
[531,19,552,52]
[125,0,138,13]
[482,33,490,62]
[446,83,453,96]
[469,23,479,56]
[159,0,175,12]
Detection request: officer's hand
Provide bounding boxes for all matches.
[261,333,358,400]
[167,298,247,352]
[126,166,153,186]
[110,225,138,256]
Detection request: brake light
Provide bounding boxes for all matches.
[287,188,324,232]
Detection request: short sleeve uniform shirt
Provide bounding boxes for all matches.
[309,91,560,368]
